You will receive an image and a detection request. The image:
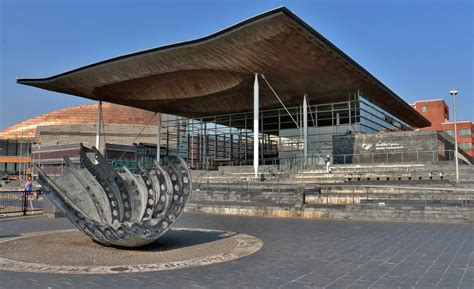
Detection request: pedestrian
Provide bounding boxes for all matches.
[24,176,34,212]
[325,155,332,173]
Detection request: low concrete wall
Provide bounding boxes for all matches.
[42,196,63,218]
[185,203,474,224]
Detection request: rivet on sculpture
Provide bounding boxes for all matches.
[35,145,192,247]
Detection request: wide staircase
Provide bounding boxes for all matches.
[187,163,474,222]
[291,163,474,184]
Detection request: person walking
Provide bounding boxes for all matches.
[325,155,332,173]
[24,176,34,212]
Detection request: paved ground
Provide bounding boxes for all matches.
[0,213,473,289]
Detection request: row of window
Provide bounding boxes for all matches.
[420,105,449,117]
[460,143,472,150]
[446,129,472,137]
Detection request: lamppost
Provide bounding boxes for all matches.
[450,89,459,183]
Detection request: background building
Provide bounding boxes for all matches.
[411,100,449,131]
[0,103,159,176]
[411,100,473,157]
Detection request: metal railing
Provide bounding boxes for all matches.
[332,150,458,165]
[223,149,469,171]
[0,191,42,215]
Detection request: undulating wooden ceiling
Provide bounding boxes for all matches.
[17,7,430,128]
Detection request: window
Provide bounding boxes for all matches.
[446,130,454,137]
[460,143,472,150]
[422,106,427,113]
[460,129,471,136]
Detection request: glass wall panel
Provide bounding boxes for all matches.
[158,93,411,169]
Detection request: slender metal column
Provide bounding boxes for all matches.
[157,113,161,163]
[451,90,459,183]
[190,118,194,167]
[95,101,102,152]
[303,94,308,169]
[203,122,207,170]
[18,133,23,180]
[244,114,247,160]
[214,119,217,160]
[253,73,259,179]
[229,116,232,161]
[166,114,169,157]
[261,114,264,161]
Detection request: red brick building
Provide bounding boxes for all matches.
[441,121,474,156]
[411,100,474,157]
[411,100,449,131]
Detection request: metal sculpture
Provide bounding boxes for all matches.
[35,146,192,247]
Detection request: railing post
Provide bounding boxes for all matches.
[424,190,427,209]
[278,185,281,205]
[22,191,27,216]
[399,188,401,207]
[352,187,355,204]
[326,186,329,207]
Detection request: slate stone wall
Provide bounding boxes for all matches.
[332,131,447,164]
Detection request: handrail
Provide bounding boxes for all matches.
[0,190,43,215]
[220,149,472,170]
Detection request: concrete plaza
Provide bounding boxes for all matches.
[0,213,473,289]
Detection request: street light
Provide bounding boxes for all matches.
[449,89,459,183]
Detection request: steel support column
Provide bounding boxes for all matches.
[253,73,259,179]
[95,101,102,161]
[157,113,161,163]
[303,94,308,169]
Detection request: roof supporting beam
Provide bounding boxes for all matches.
[261,74,299,128]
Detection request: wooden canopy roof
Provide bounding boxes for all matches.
[17,7,430,128]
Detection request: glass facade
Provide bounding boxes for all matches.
[359,97,409,132]
[158,93,410,169]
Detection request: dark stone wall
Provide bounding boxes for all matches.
[333,131,442,164]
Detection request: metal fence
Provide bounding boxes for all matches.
[223,149,469,171]
[332,150,457,165]
[0,191,42,215]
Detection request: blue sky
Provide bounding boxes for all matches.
[1,0,472,130]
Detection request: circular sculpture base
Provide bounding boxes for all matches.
[0,228,262,274]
